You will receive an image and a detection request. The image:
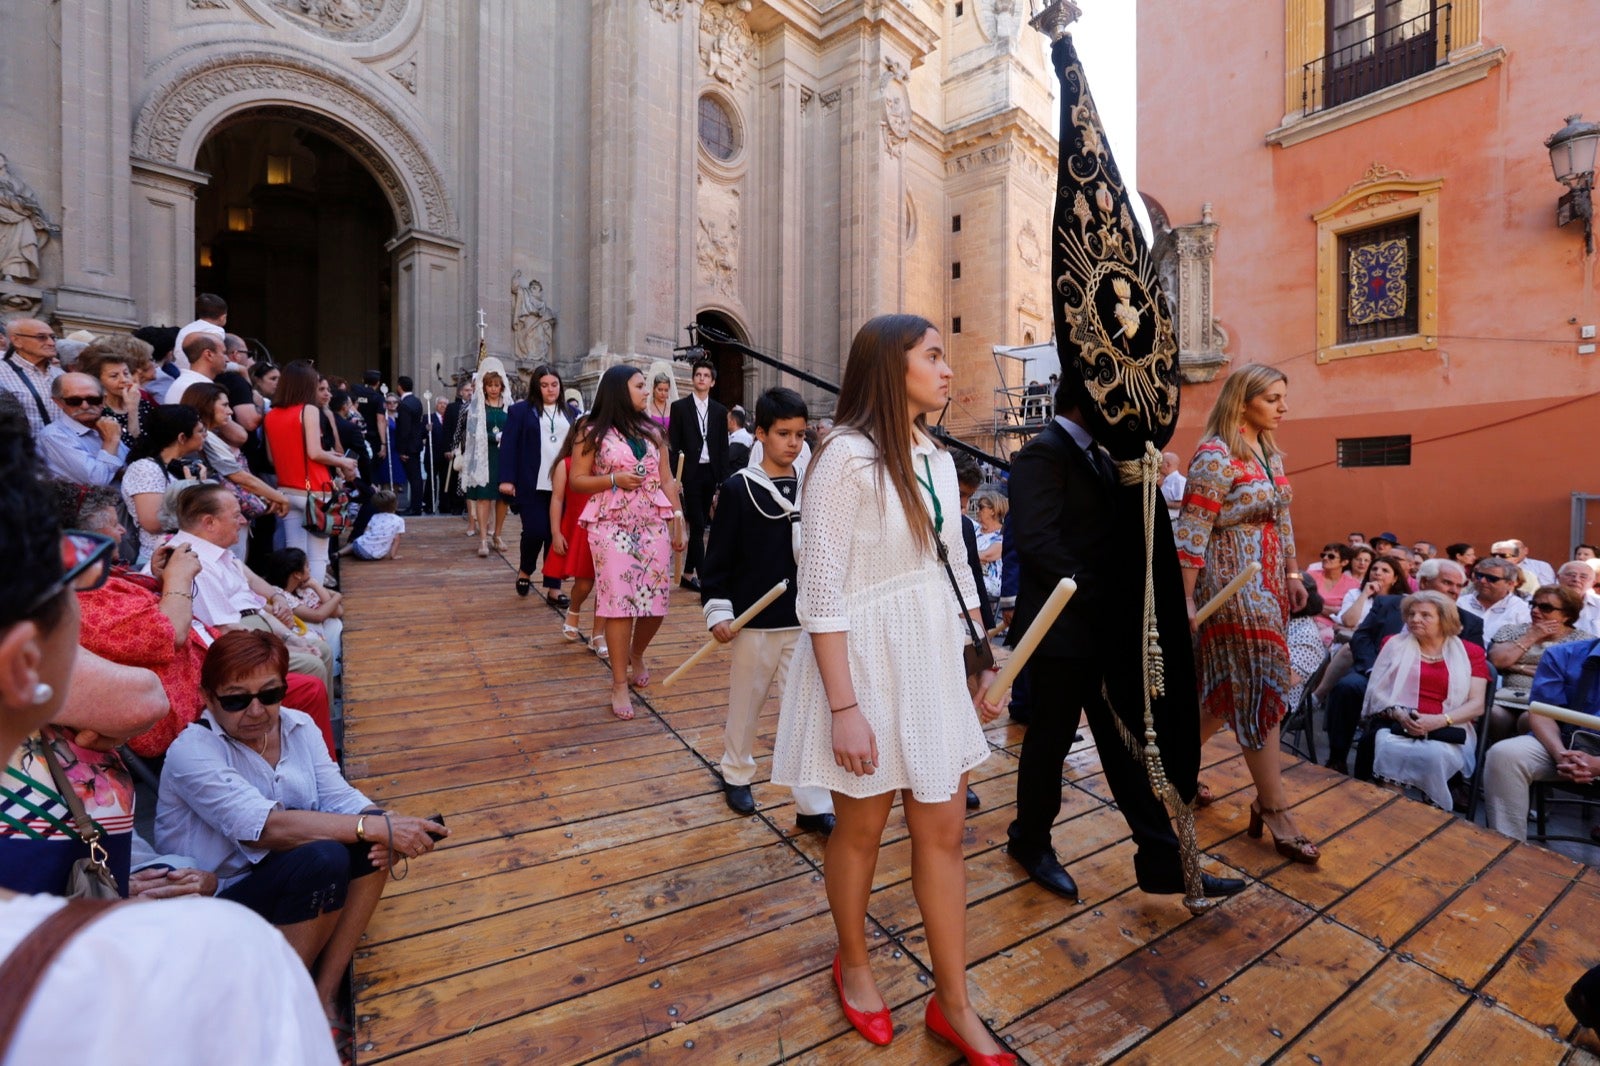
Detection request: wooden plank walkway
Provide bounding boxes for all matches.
[341,518,1600,1065]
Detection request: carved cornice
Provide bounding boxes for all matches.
[131,50,455,236]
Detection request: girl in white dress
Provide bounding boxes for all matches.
[772,314,1012,1064]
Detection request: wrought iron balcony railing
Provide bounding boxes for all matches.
[1302,3,1452,115]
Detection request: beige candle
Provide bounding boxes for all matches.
[1194,561,1262,625]
[662,579,791,688]
[980,577,1077,707]
[672,451,689,584]
[1528,701,1600,732]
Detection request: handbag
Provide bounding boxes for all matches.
[1383,708,1467,745]
[225,477,269,520]
[934,524,995,680]
[37,738,121,900]
[298,408,351,538]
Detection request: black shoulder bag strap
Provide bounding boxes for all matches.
[3,352,52,428]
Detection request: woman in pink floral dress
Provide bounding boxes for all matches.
[1176,363,1319,866]
[573,365,688,719]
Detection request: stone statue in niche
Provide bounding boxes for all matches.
[0,154,56,283]
[510,270,556,366]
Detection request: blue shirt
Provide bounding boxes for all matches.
[36,416,128,485]
[1530,638,1600,739]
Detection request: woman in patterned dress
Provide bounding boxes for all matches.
[1176,363,1319,865]
[572,365,687,720]
[462,359,512,559]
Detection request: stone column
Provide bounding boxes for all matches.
[389,230,465,392]
[1173,205,1229,383]
[129,159,208,329]
[55,0,139,329]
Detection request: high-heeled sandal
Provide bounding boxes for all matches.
[492,535,509,552]
[1248,801,1320,865]
[1193,782,1216,808]
[925,996,1015,1065]
[833,955,892,1046]
[562,609,582,642]
[476,543,490,558]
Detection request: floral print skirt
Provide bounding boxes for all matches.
[587,515,671,617]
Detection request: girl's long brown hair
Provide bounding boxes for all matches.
[811,314,940,557]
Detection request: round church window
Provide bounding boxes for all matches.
[698,94,739,161]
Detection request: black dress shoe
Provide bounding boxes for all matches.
[679,576,701,591]
[1006,843,1080,900]
[724,784,755,814]
[965,787,980,810]
[1137,870,1248,899]
[796,812,836,836]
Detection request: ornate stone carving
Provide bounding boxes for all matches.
[1345,162,1410,195]
[1149,200,1228,383]
[388,55,417,94]
[0,154,57,283]
[510,270,556,366]
[188,0,229,9]
[268,0,405,40]
[1017,219,1043,270]
[819,88,842,110]
[695,184,740,298]
[1018,290,1043,316]
[649,0,686,20]
[132,52,456,237]
[881,58,911,157]
[700,2,756,87]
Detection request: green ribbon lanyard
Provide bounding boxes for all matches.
[915,455,943,534]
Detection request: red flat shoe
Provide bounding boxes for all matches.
[925,996,1016,1065]
[833,954,892,1046]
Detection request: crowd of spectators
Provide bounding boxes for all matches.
[0,299,446,1060]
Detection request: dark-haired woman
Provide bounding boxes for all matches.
[158,630,446,1026]
[1309,542,1357,645]
[264,363,358,585]
[120,403,210,565]
[570,365,688,719]
[771,315,1012,1064]
[499,364,572,603]
[181,381,291,560]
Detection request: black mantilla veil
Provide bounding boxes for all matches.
[1042,19,1210,913]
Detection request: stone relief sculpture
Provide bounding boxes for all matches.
[510,270,556,365]
[881,58,911,157]
[1017,219,1043,270]
[700,2,756,87]
[649,0,686,19]
[1146,197,1229,383]
[0,154,57,283]
[267,0,404,40]
[695,209,739,297]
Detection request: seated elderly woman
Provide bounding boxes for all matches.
[1486,584,1590,741]
[157,630,447,1022]
[55,481,335,759]
[1361,590,1489,809]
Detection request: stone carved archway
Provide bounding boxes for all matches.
[132,49,456,239]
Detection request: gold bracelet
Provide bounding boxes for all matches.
[356,815,367,843]
[1443,712,1453,726]
[161,591,193,599]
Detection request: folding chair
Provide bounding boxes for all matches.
[1281,655,1328,764]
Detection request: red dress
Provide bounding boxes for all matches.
[543,456,594,581]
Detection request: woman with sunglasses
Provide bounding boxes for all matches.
[1485,585,1589,741]
[0,412,340,1063]
[157,630,446,1030]
[1309,542,1357,645]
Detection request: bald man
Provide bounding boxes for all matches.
[36,371,127,484]
[0,317,63,435]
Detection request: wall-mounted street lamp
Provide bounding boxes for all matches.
[1547,113,1600,254]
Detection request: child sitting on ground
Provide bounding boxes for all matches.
[339,488,404,561]
[700,387,836,835]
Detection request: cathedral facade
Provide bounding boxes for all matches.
[1,0,1057,436]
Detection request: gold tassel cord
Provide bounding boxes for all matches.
[1109,442,1215,915]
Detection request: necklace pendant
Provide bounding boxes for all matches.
[635,462,647,477]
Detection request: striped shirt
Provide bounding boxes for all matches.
[0,352,62,437]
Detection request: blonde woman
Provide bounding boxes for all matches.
[970,489,1007,602]
[1176,363,1318,865]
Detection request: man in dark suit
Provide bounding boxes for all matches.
[393,375,426,514]
[1325,557,1479,778]
[429,395,449,510]
[440,380,471,515]
[667,357,728,590]
[1005,389,1243,902]
[351,370,387,464]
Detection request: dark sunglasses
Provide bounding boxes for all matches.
[59,394,105,408]
[1491,552,1513,559]
[23,531,115,617]
[1472,572,1505,583]
[214,685,288,713]
[1320,552,1340,559]
[1531,602,1563,613]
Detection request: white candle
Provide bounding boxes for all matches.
[662,580,791,688]
[980,577,1077,707]
[1528,701,1600,732]
[1194,561,1262,625]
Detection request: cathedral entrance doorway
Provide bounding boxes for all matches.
[695,309,747,409]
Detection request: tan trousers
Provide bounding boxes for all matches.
[236,612,334,690]
[722,627,832,816]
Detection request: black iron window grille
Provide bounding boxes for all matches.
[1303,3,1451,115]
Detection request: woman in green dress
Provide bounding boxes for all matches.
[462,357,512,558]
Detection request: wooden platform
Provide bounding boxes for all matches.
[341,518,1600,1065]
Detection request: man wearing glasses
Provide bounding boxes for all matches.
[35,371,127,485]
[1458,557,1532,645]
[0,316,63,435]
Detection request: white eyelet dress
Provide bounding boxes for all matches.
[771,430,990,803]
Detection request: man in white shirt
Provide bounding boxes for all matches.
[1493,538,1555,593]
[161,483,334,686]
[173,292,228,370]
[36,372,127,484]
[1159,450,1185,525]
[166,331,227,404]
[1558,560,1600,635]
[1457,557,1532,645]
[727,407,754,449]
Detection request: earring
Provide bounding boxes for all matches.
[30,682,54,706]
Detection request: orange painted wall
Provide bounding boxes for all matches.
[1136,1,1600,564]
